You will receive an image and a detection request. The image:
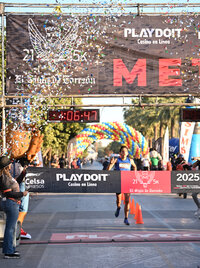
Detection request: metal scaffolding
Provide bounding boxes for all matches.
[1,2,200,152]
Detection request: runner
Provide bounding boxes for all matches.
[107,145,137,225]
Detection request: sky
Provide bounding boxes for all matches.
[2,0,199,123]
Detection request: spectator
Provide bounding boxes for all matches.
[149,148,162,170]
[11,157,32,240]
[175,154,191,199]
[59,154,66,169]
[0,156,28,259]
[77,158,82,169]
[71,158,79,169]
[192,157,200,217]
[30,154,41,167]
[51,154,59,168]
[102,157,110,170]
[141,154,150,171]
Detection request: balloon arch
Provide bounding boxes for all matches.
[75,122,149,158]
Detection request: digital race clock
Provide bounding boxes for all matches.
[180,108,200,122]
[47,109,100,123]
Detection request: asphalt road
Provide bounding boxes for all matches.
[0,161,200,267]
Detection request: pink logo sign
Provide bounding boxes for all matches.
[121,171,171,193]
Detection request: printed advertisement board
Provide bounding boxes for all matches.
[26,167,121,193]
[171,171,200,193]
[6,15,200,95]
[121,171,171,194]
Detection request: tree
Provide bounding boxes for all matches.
[124,97,185,151]
[28,96,86,155]
[105,141,121,154]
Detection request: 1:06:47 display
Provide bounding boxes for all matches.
[48,109,100,123]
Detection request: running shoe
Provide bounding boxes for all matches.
[115,207,121,217]
[4,252,20,259]
[14,251,20,256]
[124,218,130,225]
[21,228,32,239]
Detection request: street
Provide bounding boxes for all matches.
[1,161,200,267]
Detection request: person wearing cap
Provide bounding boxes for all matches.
[10,157,31,240]
[0,156,28,259]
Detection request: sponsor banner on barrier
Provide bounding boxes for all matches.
[25,168,51,192]
[26,168,200,193]
[171,171,200,193]
[121,171,171,194]
[26,167,121,193]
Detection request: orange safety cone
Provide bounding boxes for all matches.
[134,203,139,219]
[135,205,144,224]
[130,198,136,215]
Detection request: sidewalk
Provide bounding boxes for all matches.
[0,193,200,267]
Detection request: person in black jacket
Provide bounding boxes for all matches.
[192,157,200,218]
[102,157,110,170]
[0,156,28,259]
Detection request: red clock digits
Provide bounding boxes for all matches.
[74,111,80,121]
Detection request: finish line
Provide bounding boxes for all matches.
[19,231,200,245]
[49,232,200,243]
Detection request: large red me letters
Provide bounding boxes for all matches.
[113,59,200,86]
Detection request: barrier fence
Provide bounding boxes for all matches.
[26,167,200,194]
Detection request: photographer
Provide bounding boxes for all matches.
[175,154,192,199]
[191,157,200,218]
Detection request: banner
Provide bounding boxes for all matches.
[169,138,179,158]
[179,122,195,162]
[171,171,200,193]
[6,15,200,95]
[25,168,200,193]
[163,126,169,167]
[121,171,171,194]
[25,167,121,193]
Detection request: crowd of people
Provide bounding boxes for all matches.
[44,154,84,169]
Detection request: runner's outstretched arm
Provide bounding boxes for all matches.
[107,157,117,170]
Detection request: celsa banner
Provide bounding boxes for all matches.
[171,171,200,193]
[26,167,121,193]
[121,171,171,194]
[6,15,200,95]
